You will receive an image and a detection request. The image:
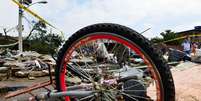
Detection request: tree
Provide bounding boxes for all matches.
[24,21,64,54]
[150,37,163,43]
[151,30,182,45]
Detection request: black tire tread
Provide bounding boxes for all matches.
[55,23,175,101]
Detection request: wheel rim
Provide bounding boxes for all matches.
[59,33,164,101]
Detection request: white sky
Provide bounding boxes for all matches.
[1,0,201,39]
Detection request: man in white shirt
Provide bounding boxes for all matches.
[181,36,191,61]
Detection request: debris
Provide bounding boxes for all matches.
[28,76,35,80]
[29,71,48,77]
[13,51,41,59]
[4,61,25,69]
[0,49,56,79]
[168,48,185,62]
[0,67,10,81]
[66,76,82,84]
[0,67,10,73]
[195,49,201,56]
[70,58,94,65]
[39,55,55,63]
[15,71,29,78]
[192,56,201,63]
[0,59,5,67]
[0,73,7,81]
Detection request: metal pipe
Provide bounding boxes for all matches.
[36,91,96,100]
[18,0,23,55]
[17,0,48,56]
[67,84,93,91]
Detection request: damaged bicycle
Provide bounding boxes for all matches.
[44,23,176,101]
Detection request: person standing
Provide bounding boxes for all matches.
[181,36,191,61]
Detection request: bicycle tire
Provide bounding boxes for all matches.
[55,23,175,101]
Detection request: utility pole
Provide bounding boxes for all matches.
[17,0,47,55]
[18,0,23,55]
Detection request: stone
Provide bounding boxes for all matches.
[29,71,48,77]
[15,71,29,78]
[4,58,16,61]
[39,55,53,61]
[11,67,22,77]
[13,51,41,59]
[42,70,49,75]
[0,73,7,81]
[0,59,5,67]
[4,61,25,68]
[192,56,201,63]
[28,76,36,80]
[195,49,201,56]
[0,67,10,73]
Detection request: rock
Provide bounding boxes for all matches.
[11,67,22,77]
[39,55,53,60]
[0,73,7,81]
[0,67,10,73]
[0,59,5,67]
[15,71,29,78]
[4,61,25,68]
[28,76,35,80]
[195,49,201,56]
[39,55,56,66]
[192,56,201,63]
[29,71,48,77]
[4,58,16,61]
[42,70,49,75]
[13,51,41,59]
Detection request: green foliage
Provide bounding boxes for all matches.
[0,37,16,45]
[0,21,64,54]
[150,37,163,43]
[151,30,182,45]
[24,21,64,54]
[25,33,64,54]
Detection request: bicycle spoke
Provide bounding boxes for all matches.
[60,38,161,101]
[121,92,139,101]
[80,94,95,101]
[123,82,142,90]
[121,92,151,100]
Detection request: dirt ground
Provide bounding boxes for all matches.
[0,62,201,101]
[172,62,201,101]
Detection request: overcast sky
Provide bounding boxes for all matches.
[1,0,201,39]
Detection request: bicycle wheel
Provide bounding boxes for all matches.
[55,23,175,101]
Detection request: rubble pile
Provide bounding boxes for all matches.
[0,49,56,80]
[167,48,201,63]
[192,49,201,63]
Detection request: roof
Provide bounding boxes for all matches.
[176,29,201,35]
[176,26,201,35]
